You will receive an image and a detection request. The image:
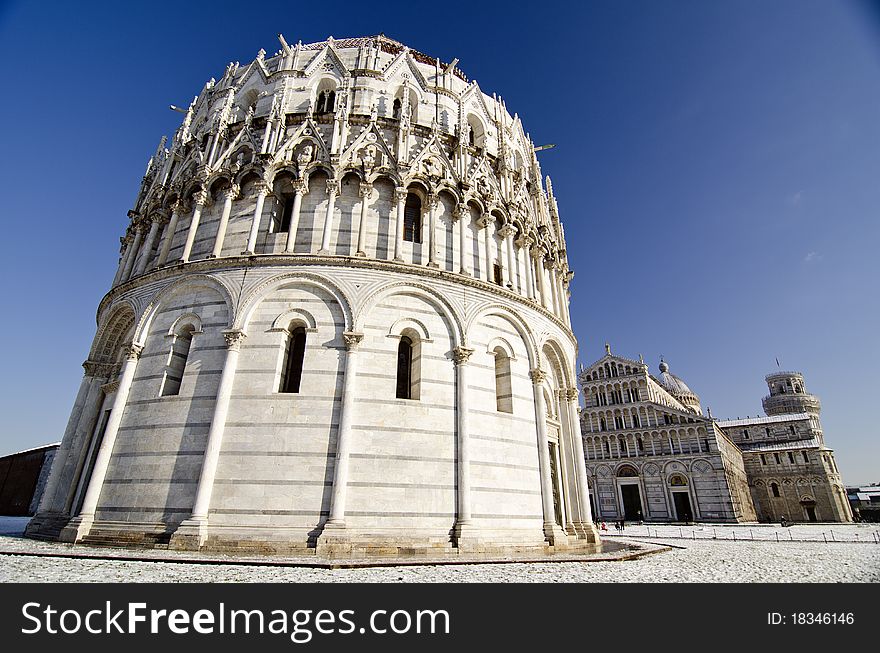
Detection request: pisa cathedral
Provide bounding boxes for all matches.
[25,35,599,555]
[580,349,852,524]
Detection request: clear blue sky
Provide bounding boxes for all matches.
[0,0,877,484]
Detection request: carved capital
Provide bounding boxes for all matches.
[124,343,144,361]
[529,368,548,384]
[516,234,534,249]
[192,189,209,207]
[326,180,340,196]
[101,380,120,395]
[253,180,270,195]
[151,211,170,226]
[476,214,491,229]
[342,331,364,351]
[222,184,241,201]
[82,360,117,378]
[566,387,579,401]
[292,179,308,195]
[452,204,468,221]
[394,187,409,203]
[498,224,516,239]
[358,183,373,199]
[452,346,475,365]
[223,329,247,351]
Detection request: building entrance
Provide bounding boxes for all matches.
[673,491,693,522]
[620,484,642,520]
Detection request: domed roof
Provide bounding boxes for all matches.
[657,359,694,396]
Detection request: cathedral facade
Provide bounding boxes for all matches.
[26,35,597,555]
[579,349,851,523]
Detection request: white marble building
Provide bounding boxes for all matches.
[580,348,850,524]
[580,348,755,523]
[25,35,597,555]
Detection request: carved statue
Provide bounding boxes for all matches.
[361,144,377,172]
[297,143,314,167]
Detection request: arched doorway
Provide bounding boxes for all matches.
[669,474,693,522]
[801,497,818,522]
[616,465,642,520]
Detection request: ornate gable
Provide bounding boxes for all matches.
[303,42,350,80]
[381,49,430,90]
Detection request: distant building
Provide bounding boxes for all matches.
[579,346,852,523]
[717,371,852,523]
[847,485,880,522]
[0,444,59,516]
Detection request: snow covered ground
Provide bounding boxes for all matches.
[1,517,877,582]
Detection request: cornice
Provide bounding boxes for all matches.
[97,253,577,347]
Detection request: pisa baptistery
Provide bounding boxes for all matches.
[26,35,597,555]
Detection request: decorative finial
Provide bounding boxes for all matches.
[659,357,669,373]
[604,342,611,355]
[639,353,644,364]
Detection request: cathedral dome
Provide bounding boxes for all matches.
[657,359,693,395]
[657,359,702,414]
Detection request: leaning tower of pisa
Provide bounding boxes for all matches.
[26,35,596,555]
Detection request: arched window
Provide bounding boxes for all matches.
[280,327,307,393]
[161,325,195,396]
[396,336,416,399]
[392,98,402,120]
[771,482,781,498]
[317,89,336,113]
[278,193,295,233]
[493,347,513,413]
[403,193,422,242]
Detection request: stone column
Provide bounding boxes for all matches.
[133,217,162,277]
[530,368,568,546]
[170,330,246,549]
[453,346,480,548]
[479,214,493,282]
[318,180,339,255]
[518,236,535,300]
[566,387,599,541]
[320,332,364,539]
[180,189,208,263]
[533,249,549,308]
[209,184,239,258]
[60,344,142,543]
[243,181,269,255]
[546,261,560,316]
[32,371,93,514]
[156,203,182,267]
[112,236,132,286]
[393,187,407,262]
[285,181,306,253]
[355,183,372,256]
[119,224,144,283]
[504,226,518,291]
[427,194,439,268]
[454,205,470,276]
[498,225,516,289]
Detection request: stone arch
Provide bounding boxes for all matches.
[270,308,318,332]
[166,312,203,337]
[388,316,432,342]
[464,304,538,367]
[355,281,462,347]
[485,336,517,360]
[134,274,236,344]
[540,338,574,391]
[237,271,354,333]
[90,301,137,363]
